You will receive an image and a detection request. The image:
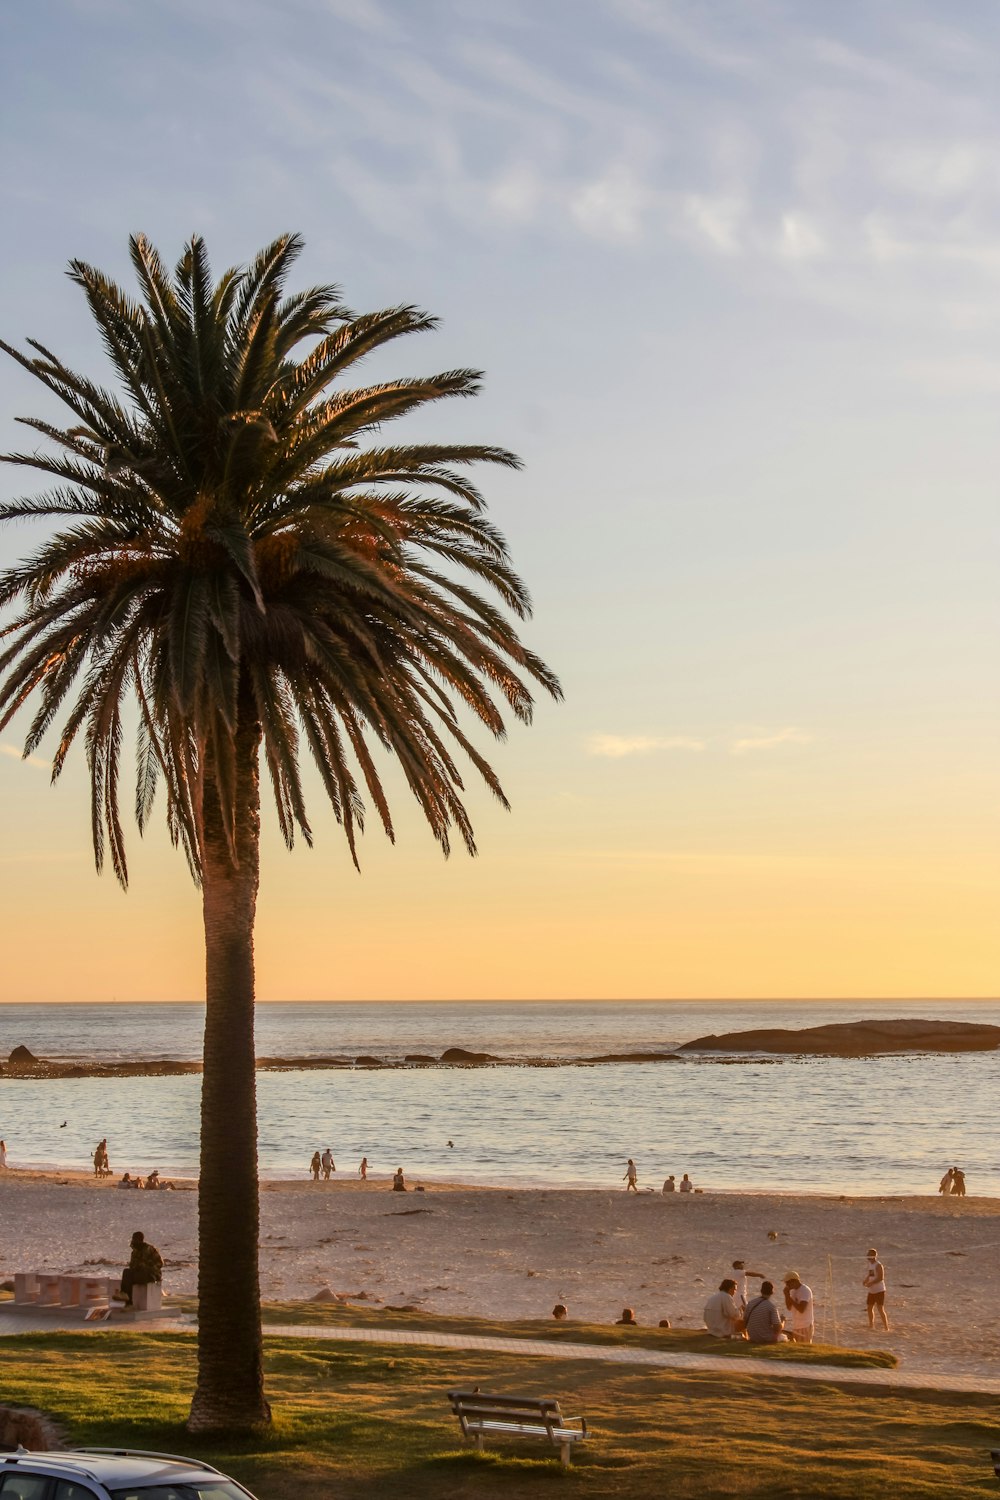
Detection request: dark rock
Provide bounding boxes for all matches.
[0,1404,64,1451]
[404,1053,436,1063]
[354,1056,385,1067]
[440,1047,498,1063]
[582,1051,683,1063]
[7,1045,38,1066]
[678,1019,1000,1056]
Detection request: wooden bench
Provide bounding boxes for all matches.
[447,1390,589,1466]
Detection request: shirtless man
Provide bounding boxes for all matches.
[862,1247,890,1331]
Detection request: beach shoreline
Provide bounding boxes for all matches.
[1,1171,996,1383]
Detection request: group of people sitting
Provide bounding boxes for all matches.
[116,1169,173,1190]
[704,1262,814,1343]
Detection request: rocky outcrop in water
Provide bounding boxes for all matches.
[440,1046,498,1063]
[678,1018,1000,1056]
[8,1045,37,1066]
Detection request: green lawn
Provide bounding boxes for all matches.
[1,1330,996,1498]
[255,1298,898,1368]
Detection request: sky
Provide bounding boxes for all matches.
[0,0,997,1002]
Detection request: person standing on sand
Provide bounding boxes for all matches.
[309,1151,321,1182]
[0,1139,6,1168]
[938,1167,954,1194]
[782,1272,814,1343]
[951,1167,967,1197]
[863,1247,890,1330]
[623,1159,638,1191]
[359,1157,368,1181]
[321,1147,335,1180]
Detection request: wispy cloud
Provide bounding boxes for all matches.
[587,734,705,758]
[0,743,49,770]
[730,728,813,755]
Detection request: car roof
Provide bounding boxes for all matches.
[1,1451,224,1489]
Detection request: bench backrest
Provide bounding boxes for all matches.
[448,1391,566,1431]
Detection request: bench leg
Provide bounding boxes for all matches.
[475,1434,484,1452]
[560,1442,571,1467]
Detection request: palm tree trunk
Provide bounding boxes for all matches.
[187,701,271,1432]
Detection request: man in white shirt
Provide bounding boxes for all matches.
[703,1279,743,1338]
[862,1248,890,1330]
[321,1147,336,1180]
[782,1271,814,1343]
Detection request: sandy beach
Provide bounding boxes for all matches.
[0,1170,996,1382]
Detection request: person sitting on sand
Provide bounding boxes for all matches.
[616,1307,638,1325]
[938,1167,954,1194]
[745,1281,788,1343]
[862,1248,890,1331]
[782,1272,814,1343]
[623,1159,638,1191]
[309,1151,321,1182]
[662,1175,676,1193]
[951,1167,967,1197]
[115,1230,163,1307]
[679,1173,693,1193]
[552,1303,568,1320]
[704,1279,744,1339]
[145,1169,160,1190]
[392,1167,406,1192]
[117,1172,142,1189]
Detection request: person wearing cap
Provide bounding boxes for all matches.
[731,1259,765,1314]
[862,1248,890,1330]
[703,1279,744,1339]
[782,1271,814,1343]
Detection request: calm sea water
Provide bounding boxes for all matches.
[0,1000,996,1194]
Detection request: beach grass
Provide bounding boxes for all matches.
[0,1330,993,1497]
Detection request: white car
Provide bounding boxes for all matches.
[0,1449,260,1500]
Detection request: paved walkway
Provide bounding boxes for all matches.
[3,1309,997,1396]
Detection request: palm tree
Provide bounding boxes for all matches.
[0,234,560,1431]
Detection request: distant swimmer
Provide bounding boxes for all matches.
[623,1159,638,1192]
[60,1121,67,1128]
[447,1140,454,1148]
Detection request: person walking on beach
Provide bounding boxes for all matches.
[359,1156,368,1181]
[623,1159,638,1191]
[938,1167,954,1194]
[309,1151,321,1181]
[321,1147,335,1180]
[0,1140,6,1168]
[782,1271,814,1343]
[863,1247,890,1330]
[951,1167,967,1197]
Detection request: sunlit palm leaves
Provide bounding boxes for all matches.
[0,234,560,882]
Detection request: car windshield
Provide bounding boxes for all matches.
[110,1485,252,1500]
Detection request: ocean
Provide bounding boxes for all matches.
[0,999,996,1195]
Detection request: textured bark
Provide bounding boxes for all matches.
[187,702,271,1432]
